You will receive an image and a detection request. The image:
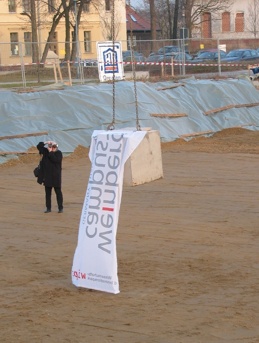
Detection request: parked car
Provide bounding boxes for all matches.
[221,49,259,63]
[193,48,226,57]
[193,49,215,58]
[158,52,193,63]
[146,54,162,62]
[149,45,181,58]
[60,59,98,67]
[81,59,98,66]
[191,50,227,63]
[157,45,180,55]
[122,50,146,62]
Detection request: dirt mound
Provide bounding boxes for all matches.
[0,145,89,169]
[1,128,259,170]
[212,127,251,137]
[65,145,89,161]
[163,127,259,154]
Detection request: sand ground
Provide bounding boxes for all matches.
[1,128,259,343]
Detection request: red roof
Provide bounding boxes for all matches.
[126,5,152,32]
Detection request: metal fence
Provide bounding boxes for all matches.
[1,37,259,89]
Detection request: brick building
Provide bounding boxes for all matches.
[193,0,259,40]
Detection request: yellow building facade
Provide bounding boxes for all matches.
[0,0,127,66]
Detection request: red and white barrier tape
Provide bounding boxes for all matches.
[0,60,251,68]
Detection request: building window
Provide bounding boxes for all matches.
[130,15,137,22]
[105,0,110,11]
[83,1,89,12]
[10,33,18,55]
[127,35,136,47]
[222,12,230,32]
[84,31,91,52]
[49,32,58,54]
[22,0,30,12]
[48,0,55,13]
[235,12,244,32]
[24,32,32,56]
[8,0,16,12]
[201,12,212,38]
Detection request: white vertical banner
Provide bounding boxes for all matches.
[97,41,124,82]
[72,130,146,294]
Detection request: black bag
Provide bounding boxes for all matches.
[33,165,40,177]
[33,158,43,185]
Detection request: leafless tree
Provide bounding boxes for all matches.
[20,0,92,63]
[40,2,66,64]
[136,0,233,40]
[153,0,174,39]
[20,0,39,63]
[20,0,67,63]
[42,0,90,62]
[172,0,179,39]
[247,0,259,38]
[61,0,73,61]
[183,0,233,38]
[93,0,122,41]
[149,0,157,50]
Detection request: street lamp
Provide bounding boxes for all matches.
[74,0,84,83]
[74,0,79,79]
[37,0,42,59]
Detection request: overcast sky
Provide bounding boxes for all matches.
[126,0,144,9]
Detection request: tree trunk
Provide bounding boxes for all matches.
[149,0,157,52]
[30,0,39,63]
[70,1,84,61]
[62,0,71,60]
[40,10,64,64]
[184,0,193,38]
[173,0,179,39]
[166,0,173,39]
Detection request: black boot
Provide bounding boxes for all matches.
[44,209,51,213]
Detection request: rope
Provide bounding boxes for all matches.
[107,0,141,131]
[128,0,141,131]
[107,0,116,130]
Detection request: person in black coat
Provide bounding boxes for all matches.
[37,141,64,213]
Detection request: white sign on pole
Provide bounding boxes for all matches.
[71,130,146,294]
[97,41,124,82]
[218,44,227,52]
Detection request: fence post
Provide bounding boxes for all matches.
[53,63,58,83]
[217,38,221,76]
[161,62,164,77]
[171,57,174,76]
[19,42,26,89]
[67,61,72,86]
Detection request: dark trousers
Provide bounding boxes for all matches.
[45,186,63,210]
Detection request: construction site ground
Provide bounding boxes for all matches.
[1,127,259,343]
